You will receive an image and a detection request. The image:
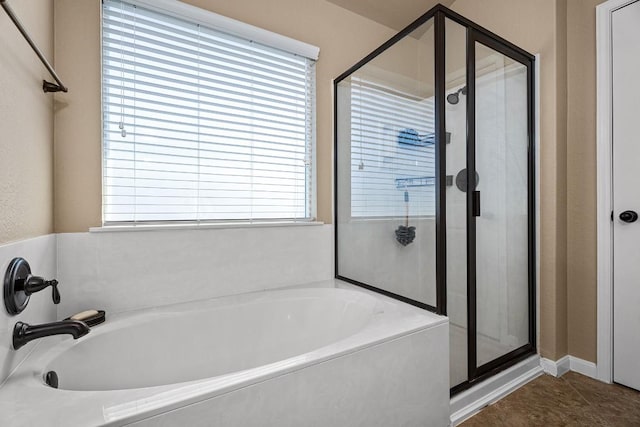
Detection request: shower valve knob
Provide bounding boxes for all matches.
[619,210,638,223]
[3,258,61,315]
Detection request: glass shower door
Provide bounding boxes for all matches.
[470,35,533,374]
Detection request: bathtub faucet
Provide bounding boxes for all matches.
[12,320,90,350]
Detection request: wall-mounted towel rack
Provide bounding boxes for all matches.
[0,0,68,93]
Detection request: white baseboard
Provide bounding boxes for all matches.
[450,355,543,426]
[541,355,571,377]
[569,356,597,378]
[540,355,597,379]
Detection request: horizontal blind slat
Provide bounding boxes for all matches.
[102,47,308,96]
[102,33,308,84]
[103,69,307,110]
[102,82,306,116]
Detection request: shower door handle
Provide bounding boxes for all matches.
[472,191,481,217]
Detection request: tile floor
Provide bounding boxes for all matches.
[461,371,640,426]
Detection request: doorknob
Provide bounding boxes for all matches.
[619,210,638,223]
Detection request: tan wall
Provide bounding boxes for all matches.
[355,22,436,98]
[53,0,102,234]
[0,0,54,244]
[566,0,605,363]
[555,0,570,363]
[53,0,404,230]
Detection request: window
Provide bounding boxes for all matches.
[349,78,435,218]
[102,0,317,223]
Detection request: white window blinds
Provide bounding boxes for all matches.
[350,78,435,217]
[102,0,316,223]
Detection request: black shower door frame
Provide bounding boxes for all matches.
[333,4,536,395]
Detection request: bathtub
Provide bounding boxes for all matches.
[0,281,449,426]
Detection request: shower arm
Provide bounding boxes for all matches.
[0,0,68,93]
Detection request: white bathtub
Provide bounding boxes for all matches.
[0,281,449,426]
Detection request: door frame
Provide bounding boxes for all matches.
[596,0,639,384]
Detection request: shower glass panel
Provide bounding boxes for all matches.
[474,43,530,367]
[445,17,468,389]
[336,17,437,309]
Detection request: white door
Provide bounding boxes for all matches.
[613,0,640,392]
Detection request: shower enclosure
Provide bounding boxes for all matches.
[334,5,535,394]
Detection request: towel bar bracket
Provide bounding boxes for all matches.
[42,81,66,93]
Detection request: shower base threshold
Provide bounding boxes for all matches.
[450,355,542,426]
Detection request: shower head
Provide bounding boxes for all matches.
[447,86,467,105]
[446,93,460,105]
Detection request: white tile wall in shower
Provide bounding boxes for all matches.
[0,234,57,384]
[337,218,438,306]
[56,225,334,317]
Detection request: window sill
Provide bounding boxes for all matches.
[90,220,325,234]
[347,216,436,223]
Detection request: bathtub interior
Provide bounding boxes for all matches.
[44,288,385,391]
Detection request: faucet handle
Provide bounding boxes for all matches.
[24,276,61,305]
[51,280,60,304]
[3,258,60,315]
